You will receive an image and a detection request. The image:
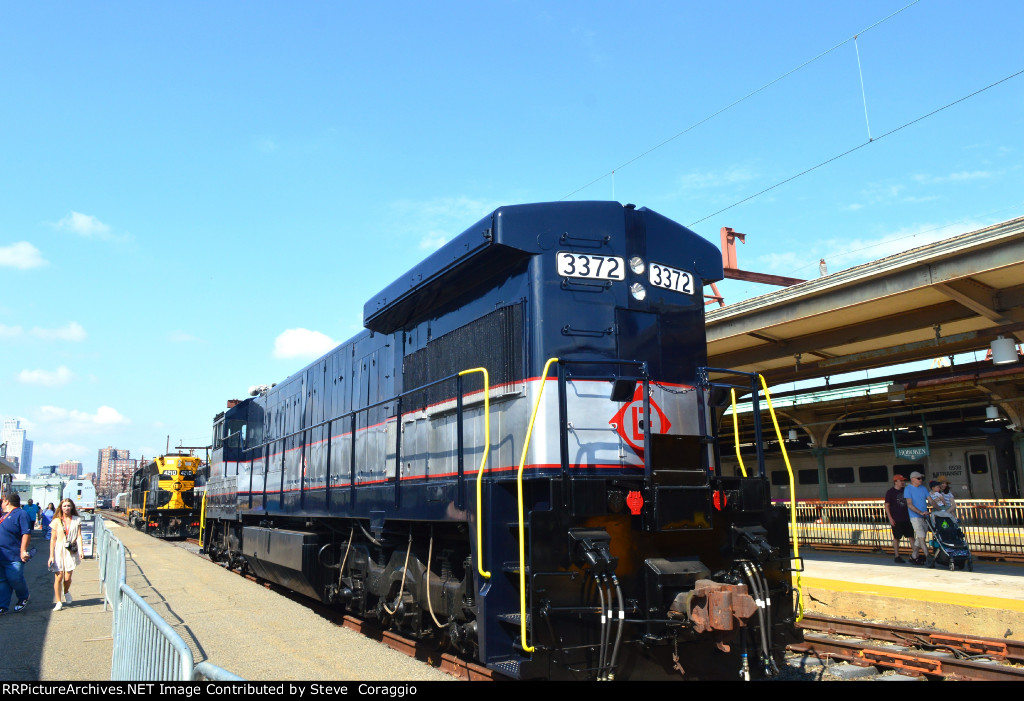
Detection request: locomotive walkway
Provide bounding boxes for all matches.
[2,521,453,682]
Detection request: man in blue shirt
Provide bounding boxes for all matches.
[903,471,931,565]
[23,499,40,530]
[0,493,34,614]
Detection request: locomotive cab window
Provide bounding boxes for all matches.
[770,470,789,486]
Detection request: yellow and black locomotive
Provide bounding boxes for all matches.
[127,454,202,539]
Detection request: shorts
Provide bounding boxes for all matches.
[910,517,928,541]
[890,520,914,540]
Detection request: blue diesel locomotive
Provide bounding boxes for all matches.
[203,201,797,680]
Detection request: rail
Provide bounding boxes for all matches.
[781,499,1024,558]
[94,516,242,680]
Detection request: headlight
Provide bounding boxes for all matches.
[630,283,647,301]
[629,256,645,274]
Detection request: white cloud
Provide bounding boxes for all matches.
[677,167,757,191]
[55,211,113,238]
[256,137,279,153]
[0,324,23,338]
[33,442,89,467]
[30,322,87,342]
[419,232,448,250]
[913,171,992,185]
[39,405,130,427]
[389,196,502,250]
[18,365,74,387]
[168,330,204,343]
[755,219,990,278]
[0,241,48,269]
[273,328,337,359]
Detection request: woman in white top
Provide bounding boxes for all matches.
[47,498,83,611]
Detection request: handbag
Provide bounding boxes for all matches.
[66,539,78,554]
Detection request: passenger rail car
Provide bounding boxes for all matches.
[203,202,798,680]
[128,454,201,538]
[724,435,1021,502]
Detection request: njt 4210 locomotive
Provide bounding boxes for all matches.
[128,454,202,539]
[202,201,798,680]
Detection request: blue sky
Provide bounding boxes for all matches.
[2,1,1022,471]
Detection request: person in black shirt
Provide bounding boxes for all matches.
[884,475,914,563]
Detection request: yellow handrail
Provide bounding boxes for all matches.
[758,374,804,622]
[516,357,559,653]
[460,367,492,580]
[199,491,207,549]
[730,388,747,478]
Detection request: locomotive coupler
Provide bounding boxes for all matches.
[677,579,759,653]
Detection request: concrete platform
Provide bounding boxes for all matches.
[1,522,454,681]
[798,547,1024,639]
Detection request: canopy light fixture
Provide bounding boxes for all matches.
[991,336,1018,365]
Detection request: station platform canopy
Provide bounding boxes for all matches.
[705,214,1024,433]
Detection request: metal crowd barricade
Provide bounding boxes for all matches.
[781,499,1024,559]
[94,516,243,681]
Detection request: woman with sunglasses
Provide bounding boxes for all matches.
[47,499,83,611]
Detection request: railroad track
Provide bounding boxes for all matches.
[791,613,1024,681]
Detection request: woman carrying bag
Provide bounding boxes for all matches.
[48,499,83,611]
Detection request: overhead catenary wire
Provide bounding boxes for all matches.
[687,67,1024,227]
[559,0,923,201]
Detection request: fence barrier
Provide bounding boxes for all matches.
[781,498,1024,558]
[94,516,243,681]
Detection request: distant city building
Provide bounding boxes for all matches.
[2,419,33,473]
[58,459,83,478]
[82,472,97,483]
[97,446,133,496]
[38,465,59,476]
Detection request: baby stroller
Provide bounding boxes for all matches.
[926,510,973,571]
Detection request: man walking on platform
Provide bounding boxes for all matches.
[23,499,40,531]
[0,493,34,614]
[885,474,914,563]
[904,471,931,565]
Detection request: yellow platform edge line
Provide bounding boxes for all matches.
[801,576,1024,613]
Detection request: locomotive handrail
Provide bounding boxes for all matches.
[217,366,500,505]
[699,367,767,477]
[758,374,804,622]
[458,367,492,580]
[516,356,560,654]
[730,388,748,478]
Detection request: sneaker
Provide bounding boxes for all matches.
[13,597,29,612]
[64,592,73,603]
[0,608,7,615]
[52,602,62,611]
[894,557,906,563]
[915,556,927,565]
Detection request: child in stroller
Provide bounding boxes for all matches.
[926,480,973,571]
